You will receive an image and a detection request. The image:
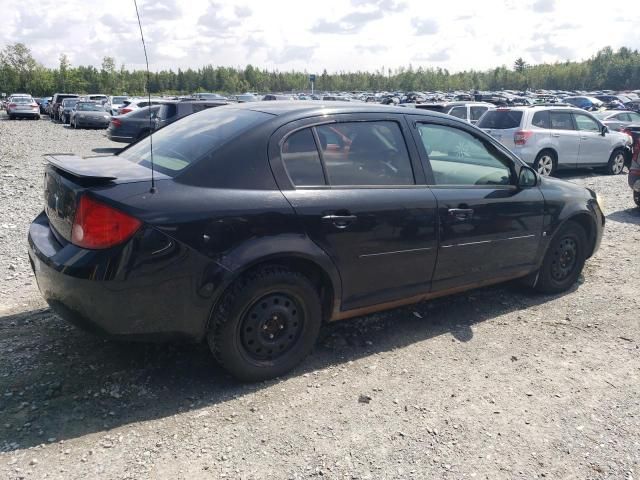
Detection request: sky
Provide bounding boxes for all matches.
[1,0,638,73]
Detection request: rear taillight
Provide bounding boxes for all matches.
[8,103,16,108]
[120,108,132,114]
[31,102,38,107]
[71,195,141,249]
[514,130,534,146]
[110,118,122,128]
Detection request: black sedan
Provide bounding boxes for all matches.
[28,102,604,381]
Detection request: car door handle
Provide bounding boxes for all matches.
[448,208,474,220]
[580,136,588,140]
[551,133,560,138]
[322,214,358,229]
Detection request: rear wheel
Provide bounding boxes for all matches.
[533,150,556,176]
[606,149,626,175]
[535,221,587,294]
[208,267,322,382]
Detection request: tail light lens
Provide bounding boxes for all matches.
[71,196,141,249]
[120,108,132,114]
[514,130,534,146]
[110,118,122,128]
[8,103,16,108]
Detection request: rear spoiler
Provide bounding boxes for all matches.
[44,154,117,181]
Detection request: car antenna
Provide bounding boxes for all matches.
[133,0,156,194]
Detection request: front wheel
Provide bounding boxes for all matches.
[535,221,588,294]
[606,149,626,175]
[208,267,322,382]
[533,151,556,176]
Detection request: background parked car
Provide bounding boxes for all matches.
[592,110,640,131]
[625,124,640,206]
[563,96,604,111]
[6,95,40,120]
[106,105,162,143]
[105,95,129,115]
[107,100,228,143]
[117,97,164,115]
[415,101,496,124]
[477,105,631,176]
[69,101,111,129]
[49,93,79,121]
[59,98,79,124]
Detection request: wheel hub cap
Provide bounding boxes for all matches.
[613,154,624,174]
[537,156,553,176]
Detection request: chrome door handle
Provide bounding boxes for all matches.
[448,208,474,220]
[322,214,357,229]
[580,136,588,140]
[551,133,560,138]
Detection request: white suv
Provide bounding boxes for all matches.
[477,105,632,176]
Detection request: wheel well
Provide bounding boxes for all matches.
[229,257,336,324]
[567,214,596,258]
[536,148,558,162]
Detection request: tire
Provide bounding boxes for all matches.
[535,221,588,294]
[533,150,556,176]
[606,149,626,175]
[634,191,640,208]
[208,266,322,382]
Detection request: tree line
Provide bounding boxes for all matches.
[1,43,639,97]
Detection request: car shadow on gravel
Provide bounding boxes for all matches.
[0,284,570,452]
[607,208,640,225]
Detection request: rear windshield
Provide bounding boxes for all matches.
[13,97,32,104]
[477,110,523,129]
[118,108,271,177]
[127,106,160,118]
[112,96,128,103]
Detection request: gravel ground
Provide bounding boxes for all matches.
[0,112,638,479]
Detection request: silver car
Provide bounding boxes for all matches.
[592,110,640,132]
[6,95,40,120]
[477,106,632,176]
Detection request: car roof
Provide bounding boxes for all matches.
[223,100,457,120]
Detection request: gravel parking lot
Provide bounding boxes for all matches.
[0,112,638,479]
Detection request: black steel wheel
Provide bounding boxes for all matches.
[208,266,322,382]
[535,221,587,294]
[240,293,304,362]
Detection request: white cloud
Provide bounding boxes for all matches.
[0,0,637,74]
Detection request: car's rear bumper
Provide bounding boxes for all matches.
[9,111,40,118]
[106,131,134,143]
[28,211,221,341]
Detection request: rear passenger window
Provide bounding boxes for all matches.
[470,106,488,121]
[550,112,575,130]
[448,106,467,120]
[315,122,414,186]
[281,129,326,186]
[532,111,550,128]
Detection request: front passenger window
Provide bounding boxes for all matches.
[417,123,513,186]
[574,114,601,132]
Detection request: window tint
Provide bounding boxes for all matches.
[315,121,414,186]
[616,113,631,121]
[119,108,271,177]
[574,114,600,132]
[448,106,467,120]
[281,129,325,186]
[549,112,575,130]
[476,110,523,129]
[418,123,512,186]
[532,110,550,128]
[470,106,488,121]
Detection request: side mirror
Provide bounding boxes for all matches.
[518,166,538,188]
[601,125,609,136]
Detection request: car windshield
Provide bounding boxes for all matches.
[63,100,78,106]
[77,103,103,111]
[477,110,523,129]
[118,108,272,177]
[112,96,127,103]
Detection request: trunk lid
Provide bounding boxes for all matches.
[43,154,167,241]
